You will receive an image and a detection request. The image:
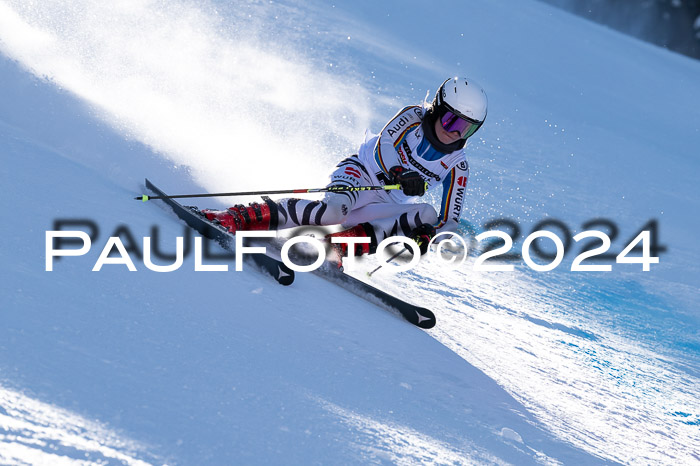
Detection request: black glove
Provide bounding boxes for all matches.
[410,223,436,255]
[389,166,425,197]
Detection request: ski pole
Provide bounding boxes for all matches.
[367,246,408,277]
[367,235,431,277]
[135,184,403,202]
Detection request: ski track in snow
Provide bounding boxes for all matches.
[358,260,700,465]
[0,385,156,465]
[314,397,513,465]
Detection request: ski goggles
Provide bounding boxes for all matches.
[440,110,483,139]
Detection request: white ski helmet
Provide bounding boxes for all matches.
[433,77,488,140]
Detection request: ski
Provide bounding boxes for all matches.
[144,179,294,286]
[257,241,436,329]
[315,264,436,329]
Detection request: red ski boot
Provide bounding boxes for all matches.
[326,223,377,258]
[201,199,279,234]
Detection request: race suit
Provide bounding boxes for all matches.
[276,105,470,241]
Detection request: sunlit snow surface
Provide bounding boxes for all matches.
[316,397,510,465]
[0,386,156,465]
[355,257,700,464]
[1,0,699,464]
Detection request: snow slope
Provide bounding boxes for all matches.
[1,0,699,464]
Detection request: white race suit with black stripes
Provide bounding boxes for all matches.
[275,104,470,244]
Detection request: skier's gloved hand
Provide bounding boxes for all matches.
[410,223,436,255]
[389,166,425,197]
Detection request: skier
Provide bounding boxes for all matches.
[200,76,487,258]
